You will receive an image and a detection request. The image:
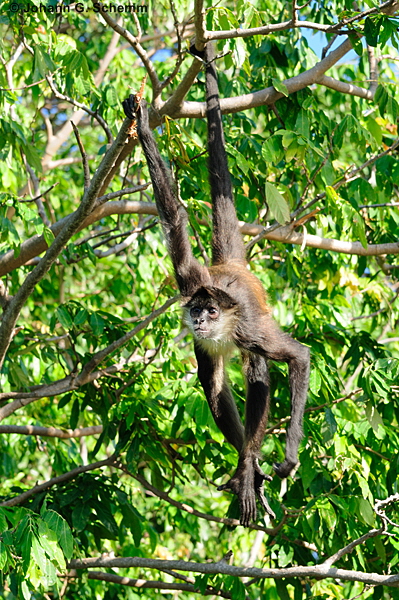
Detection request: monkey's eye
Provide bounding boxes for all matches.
[190,307,201,318]
[208,307,219,318]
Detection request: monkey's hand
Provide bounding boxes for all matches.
[218,457,275,526]
[122,95,149,129]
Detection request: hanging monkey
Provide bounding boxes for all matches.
[122,44,310,526]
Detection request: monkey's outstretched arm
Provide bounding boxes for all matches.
[195,343,245,452]
[236,316,310,478]
[122,96,210,297]
[203,45,246,266]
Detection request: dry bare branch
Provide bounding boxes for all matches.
[0,425,103,438]
[0,456,115,507]
[69,555,399,587]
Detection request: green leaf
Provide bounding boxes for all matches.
[0,541,8,570]
[31,534,47,572]
[44,511,74,560]
[278,544,294,567]
[348,32,363,56]
[295,110,310,139]
[38,520,65,569]
[33,47,55,79]
[196,399,210,428]
[366,117,382,145]
[90,312,105,335]
[70,398,80,430]
[272,78,289,97]
[364,15,382,47]
[121,504,143,547]
[56,306,73,330]
[275,579,291,600]
[225,143,251,175]
[43,226,55,247]
[75,308,89,325]
[265,182,290,224]
[358,497,375,526]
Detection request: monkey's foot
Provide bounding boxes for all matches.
[218,458,275,526]
[273,459,298,479]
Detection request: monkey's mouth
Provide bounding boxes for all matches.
[194,327,211,338]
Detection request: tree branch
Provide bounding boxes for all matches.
[68,555,399,587]
[96,2,161,98]
[0,456,115,507]
[0,117,132,369]
[316,75,374,100]
[0,425,103,438]
[85,571,232,598]
[0,189,151,278]
[0,297,179,420]
[125,469,285,535]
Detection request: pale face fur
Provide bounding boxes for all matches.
[183,301,238,356]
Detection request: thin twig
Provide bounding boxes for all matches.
[322,528,384,567]
[119,465,286,535]
[46,73,113,143]
[0,456,116,507]
[71,122,90,191]
[19,183,58,203]
[264,388,363,435]
[351,289,399,321]
[85,571,233,597]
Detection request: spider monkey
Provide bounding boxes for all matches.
[122,44,310,526]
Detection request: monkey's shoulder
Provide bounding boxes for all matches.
[208,261,271,315]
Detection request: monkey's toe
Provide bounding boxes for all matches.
[273,459,298,479]
[239,490,257,527]
[254,459,273,482]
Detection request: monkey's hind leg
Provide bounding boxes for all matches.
[218,353,275,526]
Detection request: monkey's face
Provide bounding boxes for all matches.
[189,304,221,339]
[184,287,238,348]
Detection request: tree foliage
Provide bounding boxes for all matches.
[0,0,399,598]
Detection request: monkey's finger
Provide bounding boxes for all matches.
[239,492,257,527]
[258,472,273,483]
[217,482,232,492]
[254,459,273,482]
